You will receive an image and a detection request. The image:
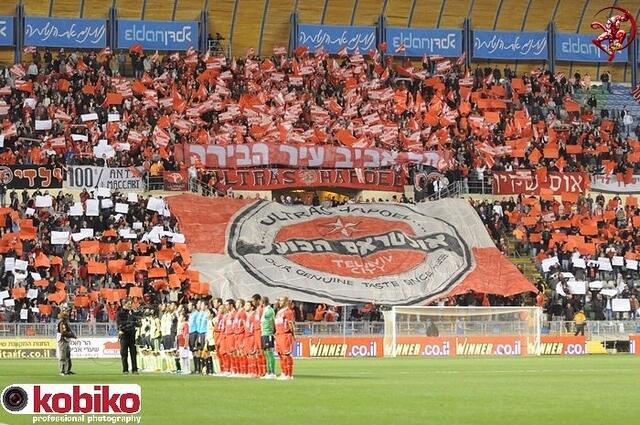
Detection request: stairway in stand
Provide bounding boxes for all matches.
[505,236,542,284]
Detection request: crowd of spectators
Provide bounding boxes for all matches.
[1,46,639,323]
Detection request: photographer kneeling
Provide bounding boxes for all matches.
[117,299,141,374]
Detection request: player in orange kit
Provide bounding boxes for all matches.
[222,299,236,376]
[243,301,259,377]
[233,299,248,376]
[251,294,266,377]
[275,296,295,380]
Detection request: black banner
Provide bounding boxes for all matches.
[0,165,64,189]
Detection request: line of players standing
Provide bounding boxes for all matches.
[135,294,296,380]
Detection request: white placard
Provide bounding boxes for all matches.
[25,207,35,216]
[15,259,28,271]
[542,257,559,273]
[20,309,28,320]
[611,298,631,312]
[147,197,165,212]
[23,98,36,109]
[81,113,98,122]
[80,228,94,238]
[51,231,70,245]
[588,281,604,290]
[71,134,89,142]
[132,222,143,230]
[572,258,586,269]
[3,299,15,307]
[597,258,613,272]
[626,259,638,270]
[611,256,624,266]
[118,229,137,239]
[567,281,586,295]
[115,203,129,214]
[108,113,121,122]
[101,198,114,209]
[68,202,84,216]
[561,272,574,280]
[0,290,9,299]
[97,187,111,198]
[30,272,41,281]
[35,119,52,130]
[171,233,185,243]
[93,140,115,159]
[14,271,27,281]
[601,288,619,297]
[71,232,86,242]
[555,282,566,297]
[4,257,15,272]
[27,288,38,299]
[127,193,138,203]
[0,134,3,147]
[35,195,53,208]
[86,199,99,216]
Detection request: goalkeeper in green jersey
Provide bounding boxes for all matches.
[260,296,277,379]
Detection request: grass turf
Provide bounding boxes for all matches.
[0,356,638,425]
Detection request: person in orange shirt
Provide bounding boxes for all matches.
[233,299,247,376]
[275,296,295,380]
[313,304,326,321]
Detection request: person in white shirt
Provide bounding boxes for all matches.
[623,110,633,136]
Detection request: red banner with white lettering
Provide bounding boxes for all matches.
[213,168,404,192]
[177,143,446,169]
[492,172,589,195]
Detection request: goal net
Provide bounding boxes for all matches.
[383,306,543,357]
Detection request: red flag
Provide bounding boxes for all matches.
[129,44,143,55]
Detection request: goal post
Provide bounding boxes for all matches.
[383,306,543,357]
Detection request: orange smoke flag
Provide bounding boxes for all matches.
[74,296,90,308]
[528,148,542,164]
[88,261,107,275]
[102,92,123,106]
[129,44,143,55]
[80,240,100,255]
[484,111,500,123]
[35,253,50,268]
[148,268,168,278]
[580,224,598,236]
[511,78,525,91]
[132,80,146,94]
[564,100,580,113]
[108,259,126,273]
[543,145,559,159]
[58,79,71,92]
[156,249,175,262]
[12,287,26,299]
[38,304,53,315]
[335,129,358,147]
[116,241,132,253]
[128,287,143,299]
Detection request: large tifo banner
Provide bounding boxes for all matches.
[492,172,589,195]
[590,174,640,194]
[65,166,143,191]
[24,17,106,48]
[168,196,536,305]
[297,24,376,54]
[211,168,404,192]
[473,30,547,60]
[0,16,14,46]
[117,20,198,51]
[555,32,628,62]
[0,165,64,189]
[385,28,462,57]
[179,143,445,169]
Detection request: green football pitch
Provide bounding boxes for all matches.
[0,356,638,425]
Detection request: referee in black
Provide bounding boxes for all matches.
[117,299,139,374]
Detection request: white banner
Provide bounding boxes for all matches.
[173,197,537,305]
[590,174,640,193]
[65,166,143,191]
[69,337,121,359]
